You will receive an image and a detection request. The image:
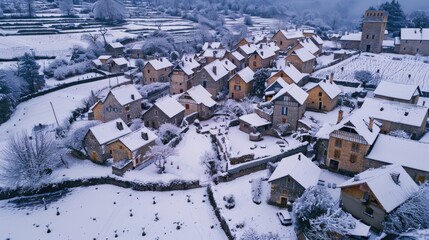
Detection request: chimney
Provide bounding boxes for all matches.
[116,121,124,130]
[141,131,148,140]
[298,154,301,160]
[261,51,264,56]
[213,50,217,57]
[248,43,251,47]
[329,72,334,84]
[259,44,263,49]
[190,58,193,62]
[420,27,423,33]
[160,58,163,62]
[337,109,344,124]
[131,94,135,100]
[368,117,374,132]
[213,65,217,75]
[390,172,400,185]
[225,60,228,65]
[423,101,426,106]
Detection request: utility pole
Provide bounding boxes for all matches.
[50,101,60,127]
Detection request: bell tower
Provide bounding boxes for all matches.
[360,10,388,53]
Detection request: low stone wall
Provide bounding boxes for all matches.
[229,153,255,165]
[206,186,234,240]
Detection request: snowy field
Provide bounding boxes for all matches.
[45,72,104,87]
[0,185,226,240]
[313,53,429,91]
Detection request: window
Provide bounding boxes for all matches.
[280,41,283,46]
[403,47,406,51]
[283,96,290,101]
[350,154,357,163]
[372,35,375,39]
[253,61,256,67]
[119,145,123,150]
[147,69,150,74]
[109,150,113,154]
[125,105,130,112]
[318,92,322,97]
[366,35,369,39]
[203,81,207,88]
[234,85,241,91]
[127,114,131,120]
[352,143,359,152]
[185,104,189,110]
[405,40,408,43]
[364,207,374,217]
[334,149,341,159]
[281,107,288,116]
[154,110,158,116]
[335,138,342,147]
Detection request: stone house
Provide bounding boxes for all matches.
[291,38,320,56]
[142,58,173,85]
[360,98,428,140]
[339,165,418,230]
[238,113,272,135]
[143,97,185,129]
[287,48,316,74]
[109,57,129,73]
[106,42,125,57]
[177,85,217,120]
[191,59,231,99]
[108,127,157,168]
[129,42,144,59]
[271,29,304,52]
[268,153,321,206]
[340,32,362,50]
[84,118,132,163]
[202,42,223,51]
[373,81,421,104]
[397,28,429,56]
[226,51,246,71]
[262,79,308,133]
[303,75,341,112]
[247,43,280,71]
[201,48,227,64]
[326,111,380,175]
[229,67,254,100]
[365,134,429,184]
[90,84,143,124]
[170,55,200,95]
[269,58,309,87]
[360,10,388,53]
[310,35,324,53]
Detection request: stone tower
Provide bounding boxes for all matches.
[360,10,388,53]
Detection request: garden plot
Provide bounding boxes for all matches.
[312,53,429,91]
[0,185,226,240]
[212,171,296,239]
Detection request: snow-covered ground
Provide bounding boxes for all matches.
[313,53,429,91]
[45,72,104,87]
[0,185,226,240]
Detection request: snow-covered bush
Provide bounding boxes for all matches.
[273,123,290,137]
[244,15,253,26]
[383,183,429,235]
[129,118,144,131]
[137,82,169,99]
[388,130,412,139]
[251,178,262,204]
[216,99,254,119]
[200,149,221,176]
[53,61,91,80]
[251,69,271,98]
[135,59,144,70]
[158,123,181,144]
[64,120,100,152]
[44,59,67,78]
[144,143,175,174]
[142,30,175,56]
[93,0,127,23]
[223,194,235,209]
[240,228,281,240]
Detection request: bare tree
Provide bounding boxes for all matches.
[0,130,60,187]
[23,0,35,17]
[144,144,175,174]
[200,150,221,176]
[99,27,111,47]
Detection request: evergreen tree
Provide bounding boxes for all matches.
[379,0,406,36]
[17,52,43,93]
[409,11,429,28]
[251,68,270,98]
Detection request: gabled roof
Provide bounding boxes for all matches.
[154,97,185,118]
[111,57,128,66]
[360,98,428,127]
[239,44,258,55]
[273,57,308,84]
[239,113,271,127]
[185,85,216,108]
[292,48,316,62]
[202,48,226,59]
[340,32,362,41]
[177,56,200,75]
[304,80,341,99]
[109,42,124,49]
[311,35,324,45]
[339,165,418,213]
[278,30,305,40]
[92,59,103,66]
[298,38,319,55]
[109,84,143,106]
[374,81,421,101]
[401,28,429,41]
[235,67,254,83]
[147,58,173,70]
[268,153,321,189]
[203,59,229,81]
[98,55,113,60]
[221,58,237,72]
[202,42,222,51]
[88,118,132,145]
[367,134,429,173]
[117,127,157,152]
[231,51,244,61]
[270,81,308,105]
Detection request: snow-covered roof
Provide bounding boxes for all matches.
[154,97,185,118]
[112,57,128,66]
[303,79,341,99]
[147,58,173,70]
[236,67,254,83]
[202,42,222,51]
[270,82,308,105]
[221,58,237,72]
[131,42,144,50]
[401,28,429,41]
[382,40,395,47]
[185,85,216,108]
[202,49,226,59]
[177,56,200,75]
[367,134,429,173]
[231,51,244,61]
[360,98,428,127]
[109,84,142,105]
[117,127,157,152]
[109,42,124,49]
[394,36,401,45]
[348,218,371,237]
[239,113,271,127]
[311,35,324,45]
[239,44,258,55]
[292,48,315,62]
[374,81,420,101]
[340,32,362,41]
[89,118,132,145]
[268,153,321,189]
[298,38,319,55]
[203,59,229,81]
[98,55,113,60]
[92,59,103,66]
[279,30,304,40]
[339,165,418,213]
[274,57,308,84]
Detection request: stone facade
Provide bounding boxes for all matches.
[271,30,301,52]
[229,74,252,100]
[287,54,315,74]
[106,45,124,57]
[272,95,306,133]
[93,92,142,124]
[376,116,427,140]
[226,52,246,71]
[269,176,305,206]
[360,10,387,53]
[84,131,111,163]
[247,52,275,71]
[143,105,185,129]
[107,139,155,166]
[170,68,192,95]
[178,96,214,120]
[340,40,361,50]
[306,85,339,112]
[191,68,229,99]
[142,62,172,85]
[398,39,429,56]
[364,158,429,184]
